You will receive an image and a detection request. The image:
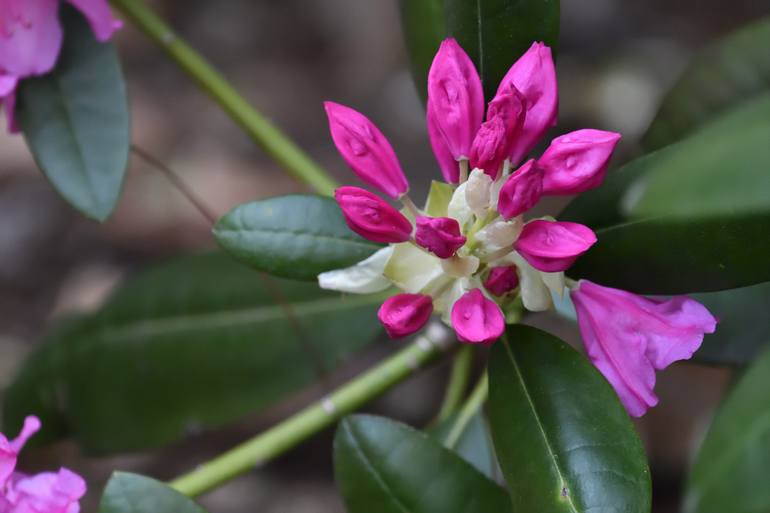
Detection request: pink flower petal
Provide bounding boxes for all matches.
[497,159,544,219]
[0,436,15,487]
[10,416,41,453]
[2,88,18,133]
[427,38,484,161]
[415,215,466,259]
[325,102,409,199]
[67,0,122,42]
[496,42,558,165]
[469,87,526,179]
[484,266,519,297]
[513,220,596,272]
[378,293,434,338]
[427,105,460,183]
[334,186,412,244]
[0,0,63,77]
[538,129,621,195]
[10,467,86,513]
[451,289,505,344]
[571,280,717,417]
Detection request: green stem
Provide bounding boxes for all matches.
[444,371,488,448]
[110,0,338,196]
[436,345,473,422]
[169,324,454,497]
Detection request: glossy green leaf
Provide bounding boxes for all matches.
[17,6,129,222]
[684,346,770,513]
[2,252,383,454]
[431,413,499,479]
[643,17,770,151]
[400,0,560,100]
[334,414,511,513]
[214,194,381,281]
[489,325,651,513]
[99,472,207,513]
[564,93,770,294]
[691,283,770,366]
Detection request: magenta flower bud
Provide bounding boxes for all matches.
[497,42,558,165]
[325,101,409,199]
[451,289,505,344]
[378,293,434,338]
[538,129,622,195]
[427,38,484,161]
[514,220,597,272]
[415,215,466,259]
[334,186,412,244]
[469,89,526,179]
[497,159,544,219]
[484,266,520,297]
[427,106,461,183]
[571,280,717,417]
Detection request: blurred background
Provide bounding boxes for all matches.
[1,0,768,511]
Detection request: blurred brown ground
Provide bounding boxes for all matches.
[1,0,768,511]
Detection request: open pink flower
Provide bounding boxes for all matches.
[1,416,86,513]
[571,281,718,417]
[0,0,121,130]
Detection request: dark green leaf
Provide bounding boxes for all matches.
[334,414,511,513]
[2,252,383,453]
[684,346,770,513]
[431,413,499,479]
[17,6,129,222]
[99,472,207,513]
[691,283,770,366]
[400,0,560,101]
[643,17,770,151]
[565,93,770,294]
[489,325,651,513]
[214,194,381,281]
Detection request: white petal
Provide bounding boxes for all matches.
[318,247,394,294]
[440,254,480,278]
[448,182,473,227]
[542,271,566,298]
[475,216,523,254]
[384,243,444,293]
[465,168,493,218]
[511,252,552,312]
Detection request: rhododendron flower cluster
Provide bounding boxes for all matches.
[0,0,122,130]
[1,416,86,512]
[318,39,716,416]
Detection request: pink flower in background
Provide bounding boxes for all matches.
[319,36,716,412]
[571,281,718,417]
[1,416,86,513]
[0,0,122,130]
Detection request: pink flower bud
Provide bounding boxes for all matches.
[514,220,596,272]
[334,186,413,243]
[469,89,526,179]
[427,39,484,161]
[572,280,717,416]
[325,102,409,199]
[497,42,558,165]
[538,129,622,195]
[427,106,461,183]
[415,215,466,259]
[497,159,544,219]
[378,293,434,338]
[484,266,520,296]
[451,289,505,344]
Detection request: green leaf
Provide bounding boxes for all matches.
[489,325,651,513]
[643,17,770,151]
[683,346,770,513]
[564,93,770,294]
[17,6,129,222]
[400,0,560,100]
[334,414,511,513]
[691,283,770,366]
[214,194,381,281]
[99,472,207,513]
[431,413,499,479]
[2,252,383,454]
